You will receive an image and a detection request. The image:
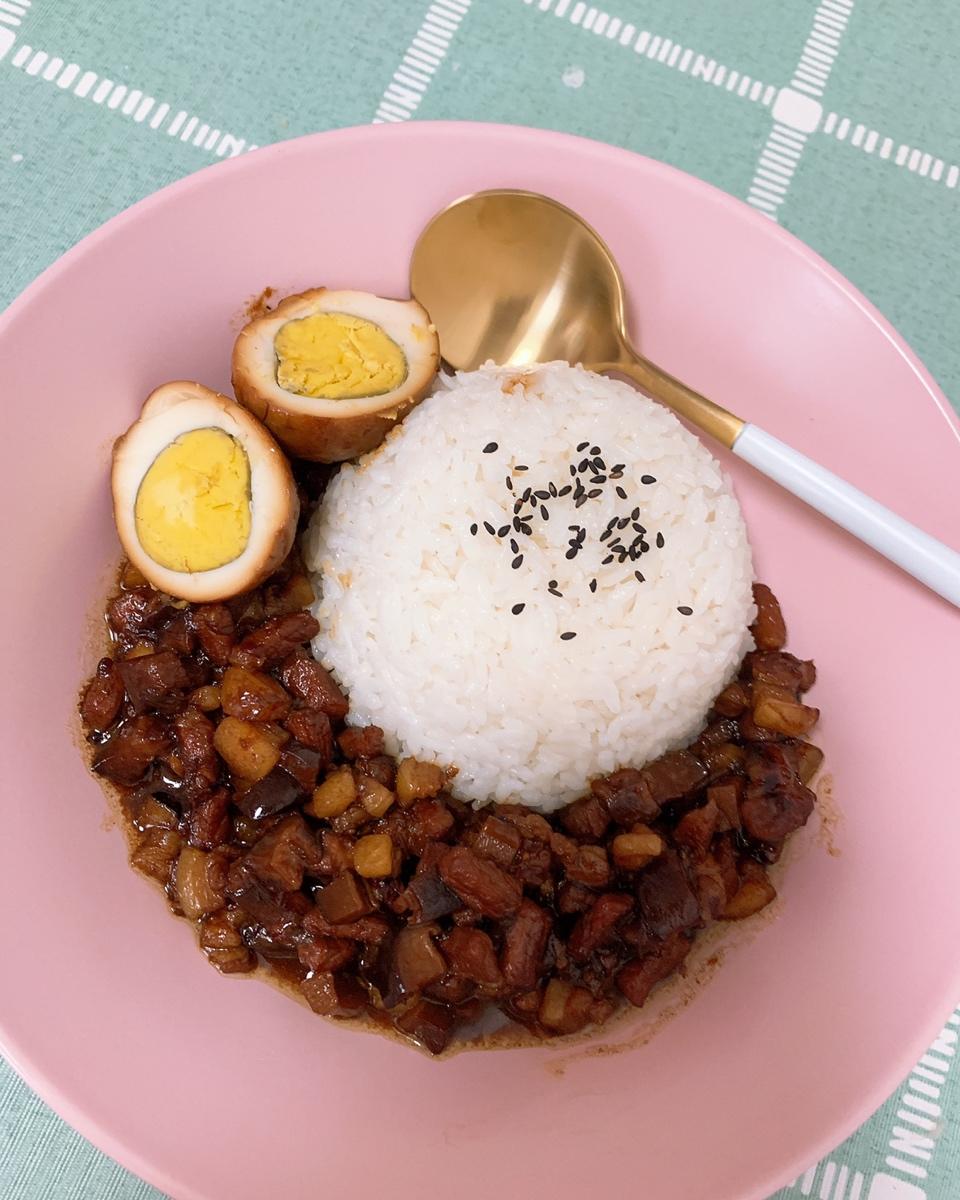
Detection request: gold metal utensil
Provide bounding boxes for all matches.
[410,189,960,608]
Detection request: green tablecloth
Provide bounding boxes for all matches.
[1,2,958,1197]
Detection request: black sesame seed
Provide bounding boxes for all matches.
[548,482,558,498]
[511,603,526,615]
[541,506,549,520]
[569,464,577,477]
[575,496,587,508]
[515,464,529,472]
[587,488,602,499]
[602,554,614,565]
[578,458,590,472]
[483,521,495,535]
[483,442,498,454]
[513,499,523,515]
[635,571,645,583]
[512,555,524,569]
[521,487,532,503]
[589,475,606,485]
[615,486,627,500]
[612,464,625,474]
[568,525,579,532]
[549,579,558,588]
[510,538,519,553]
[640,541,650,553]
[565,548,577,560]
[590,445,600,456]
[549,587,563,597]
[577,441,589,452]
[505,476,514,492]
[560,631,577,641]
[470,523,478,536]
[618,517,630,529]
[633,523,646,534]
[656,532,665,549]
[558,485,572,497]
[535,489,550,501]
[498,525,510,538]
[678,606,693,616]
[513,517,522,532]
[600,529,612,542]
[520,523,533,536]
[594,457,606,470]
[589,579,598,594]
[631,507,640,520]
[641,474,656,485]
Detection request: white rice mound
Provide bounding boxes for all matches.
[303,363,755,811]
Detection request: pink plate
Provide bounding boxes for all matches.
[1,123,959,1200]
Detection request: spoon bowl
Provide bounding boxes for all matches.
[411,190,628,371]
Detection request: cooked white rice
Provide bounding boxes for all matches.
[303,363,755,811]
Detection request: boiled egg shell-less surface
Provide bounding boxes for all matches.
[231,287,439,462]
[111,381,299,602]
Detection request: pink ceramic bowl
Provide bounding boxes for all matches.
[1,123,959,1200]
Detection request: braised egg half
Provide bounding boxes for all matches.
[232,287,439,462]
[112,381,298,602]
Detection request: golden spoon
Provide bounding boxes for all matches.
[410,189,960,607]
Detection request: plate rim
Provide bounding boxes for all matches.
[3,121,958,447]
[1,119,959,1200]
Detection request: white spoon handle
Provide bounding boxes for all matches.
[733,424,960,608]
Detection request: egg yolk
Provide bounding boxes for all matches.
[274,312,407,400]
[134,428,251,573]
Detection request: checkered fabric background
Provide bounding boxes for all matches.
[1,2,957,1197]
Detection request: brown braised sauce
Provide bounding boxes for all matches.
[81,556,821,1056]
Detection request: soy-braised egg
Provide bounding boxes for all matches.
[111,381,298,602]
[232,287,439,462]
